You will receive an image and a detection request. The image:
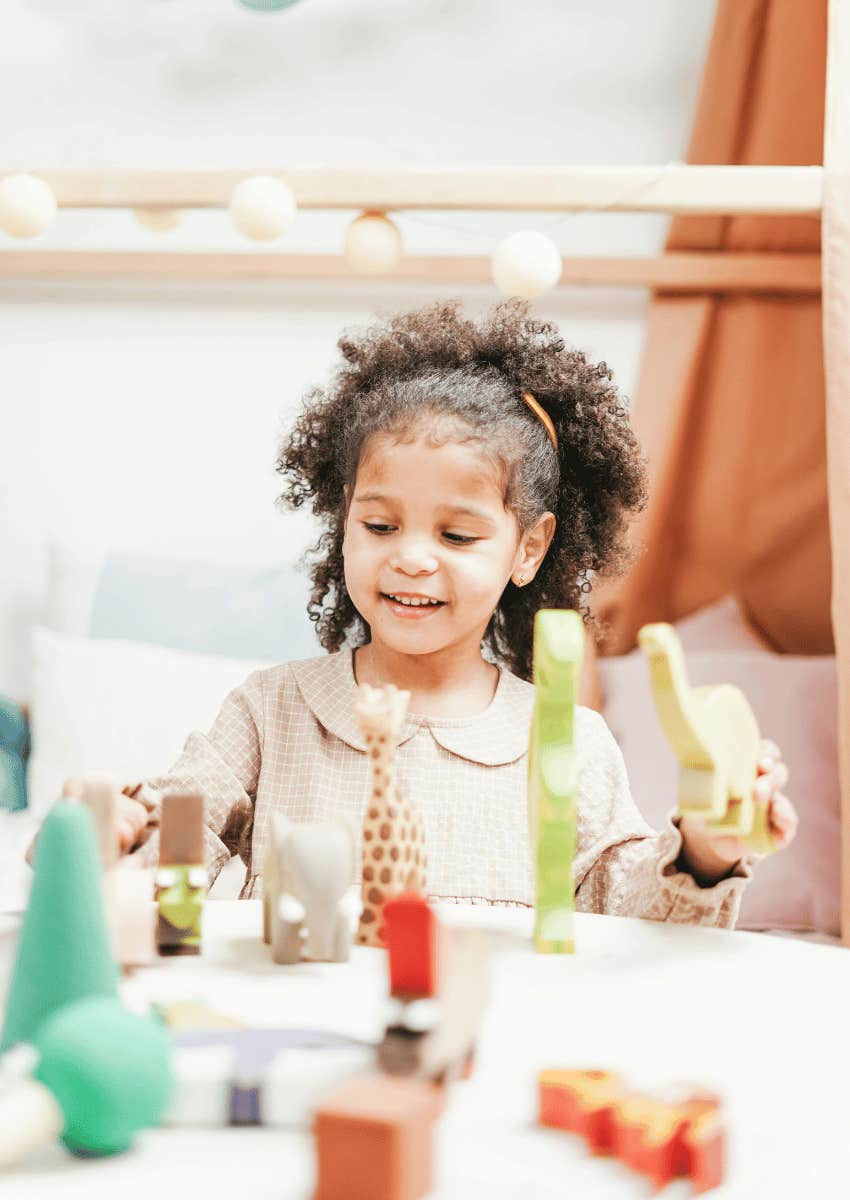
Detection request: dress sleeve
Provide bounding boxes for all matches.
[573,708,753,929]
[127,670,266,887]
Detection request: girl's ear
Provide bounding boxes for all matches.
[513,511,556,584]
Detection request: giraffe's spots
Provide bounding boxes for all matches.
[374,789,383,799]
[363,829,373,841]
[367,887,383,905]
[373,845,384,861]
[377,925,386,944]
[379,823,391,840]
[399,826,406,841]
[363,865,374,881]
[409,825,418,842]
[389,845,400,861]
[368,807,379,820]
[360,908,376,924]
[379,867,392,884]
[371,747,380,759]
[357,933,368,943]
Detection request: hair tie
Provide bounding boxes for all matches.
[521,391,558,450]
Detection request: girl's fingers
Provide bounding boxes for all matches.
[754,761,789,802]
[768,793,799,847]
[760,738,781,761]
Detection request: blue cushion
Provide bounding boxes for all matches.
[89,551,321,663]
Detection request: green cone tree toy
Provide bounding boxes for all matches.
[1,801,118,1050]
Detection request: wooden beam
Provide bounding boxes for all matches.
[5,166,824,215]
[0,250,822,291]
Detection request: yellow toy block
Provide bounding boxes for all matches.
[637,622,777,856]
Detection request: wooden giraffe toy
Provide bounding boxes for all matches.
[528,609,584,955]
[356,683,427,948]
[637,622,777,855]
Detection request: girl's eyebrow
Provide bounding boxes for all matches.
[353,491,495,526]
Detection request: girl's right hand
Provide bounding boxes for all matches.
[62,779,153,855]
[116,787,152,853]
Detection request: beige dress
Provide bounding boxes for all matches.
[130,648,753,927]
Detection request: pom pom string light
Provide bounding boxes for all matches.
[491,230,562,299]
[344,211,403,275]
[133,208,182,233]
[229,176,297,241]
[0,175,57,238]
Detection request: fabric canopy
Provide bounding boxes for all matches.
[595,0,832,657]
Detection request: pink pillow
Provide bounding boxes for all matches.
[599,646,839,934]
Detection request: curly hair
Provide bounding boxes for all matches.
[276,299,647,681]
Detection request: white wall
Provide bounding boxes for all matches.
[0,0,717,696]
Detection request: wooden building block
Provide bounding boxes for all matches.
[156,793,207,956]
[314,1074,443,1200]
[528,610,584,955]
[383,892,437,999]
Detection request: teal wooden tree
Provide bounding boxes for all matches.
[528,609,584,954]
[1,802,118,1050]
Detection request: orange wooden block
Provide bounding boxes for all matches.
[681,1099,725,1193]
[539,1069,619,1149]
[383,893,437,999]
[314,1074,444,1200]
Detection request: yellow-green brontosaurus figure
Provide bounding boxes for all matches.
[528,609,584,954]
[637,622,777,856]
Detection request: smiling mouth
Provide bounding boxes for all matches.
[380,592,446,613]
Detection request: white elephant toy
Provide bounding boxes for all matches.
[262,814,359,964]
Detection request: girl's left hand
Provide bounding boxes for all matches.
[678,739,798,886]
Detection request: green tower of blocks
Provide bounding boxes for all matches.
[528,609,584,954]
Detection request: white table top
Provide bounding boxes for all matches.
[2,899,849,1200]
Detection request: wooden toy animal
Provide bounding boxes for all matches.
[637,622,777,855]
[355,683,427,948]
[528,609,584,954]
[262,813,357,964]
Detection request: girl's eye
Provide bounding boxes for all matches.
[443,532,478,545]
[364,522,396,535]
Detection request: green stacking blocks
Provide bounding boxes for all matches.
[1,801,118,1051]
[528,610,584,954]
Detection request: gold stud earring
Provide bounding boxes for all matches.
[516,573,526,586]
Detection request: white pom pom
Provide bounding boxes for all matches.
[133,208,182,232]
[0,174,57,238]
[229,175,296,241]
[344,212,403,275]
[491,230,562,299]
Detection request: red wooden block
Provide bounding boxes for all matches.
[383,892,438,999]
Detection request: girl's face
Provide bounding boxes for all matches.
[343,431,551,662]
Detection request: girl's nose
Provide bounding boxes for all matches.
[390,538,439,576]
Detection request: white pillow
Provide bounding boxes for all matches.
[28,626,273,815]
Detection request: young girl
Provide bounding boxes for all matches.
[118,300,796,925]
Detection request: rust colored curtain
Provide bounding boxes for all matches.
[822,0,850,940]
[595,0,832,657]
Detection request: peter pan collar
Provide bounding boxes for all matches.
[289,648,533,766]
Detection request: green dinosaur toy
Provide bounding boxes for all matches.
[637,622,777,856]
[528,609,584,954]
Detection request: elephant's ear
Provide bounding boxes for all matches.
[330,810,360,875]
